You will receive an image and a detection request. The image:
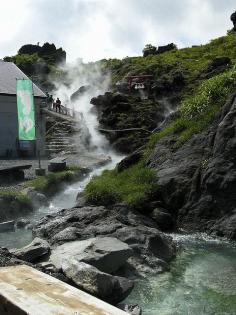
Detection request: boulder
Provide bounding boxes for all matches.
[150,208,174,231]
[11,237,50,263]
[62,260,134,304]
[157,43,177,54]
[0,220,15,233]
[117,149,143,172]
[51,226,82,244]
[48,158,67,172]
[117,304,142,315]
[209,57,231,69]
[16,219,31,229]
[27,190,49,208]
[34,206,176,275]
[210,212,236,239]
[50,237,133,273]
[113,226,175,274]
[203,57,231,78]
[231,11,236,31]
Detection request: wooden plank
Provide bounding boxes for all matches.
[0,265,127,315]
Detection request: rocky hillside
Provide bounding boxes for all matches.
[89,32,236,153]
[84,31,236,240]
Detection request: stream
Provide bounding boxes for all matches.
[125,233,236,315]
[0,154,122,250]
[0,75,236,314]
[1,179,236,315]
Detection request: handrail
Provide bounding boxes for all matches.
[47,103,75,117]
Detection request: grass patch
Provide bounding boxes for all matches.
[146,67,236,153]
[84,161,156,207]
[101,33,236,94]
[26,166,82,193]
[0,191,32,206]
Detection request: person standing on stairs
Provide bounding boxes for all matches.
[56,97,61,113]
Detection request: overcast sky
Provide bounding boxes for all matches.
[0,0,235,62]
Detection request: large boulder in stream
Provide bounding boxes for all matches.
[33,205,176,276]
[11,237,50,263]
[50,237,132,273]
[62,260,134,304]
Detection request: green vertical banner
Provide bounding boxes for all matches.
[16,79,36,140]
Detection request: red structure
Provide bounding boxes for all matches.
[126,75,153,92]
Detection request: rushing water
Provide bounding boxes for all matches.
[125,233,236,315]
[0,154,122,249]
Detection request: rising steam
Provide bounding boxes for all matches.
[51,59,111,154]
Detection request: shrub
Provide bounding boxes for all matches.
[0,191,32,207]
[26,166,82,193]
[180,68,236,119]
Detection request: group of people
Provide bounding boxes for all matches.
[46,94,62,113]
[46,93,75,117]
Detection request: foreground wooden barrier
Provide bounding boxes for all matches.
[0,265,127,315]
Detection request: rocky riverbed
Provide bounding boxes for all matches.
[0,204,176,314]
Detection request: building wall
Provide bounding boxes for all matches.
[0,95,46,158]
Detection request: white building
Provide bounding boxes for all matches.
[0,61,46,157]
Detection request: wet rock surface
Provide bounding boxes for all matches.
[33,205,176,276]
[11,237,50,263]
[62,260,134,304]
[147,91,236,239]
[117,304,142,315]
[50,237,132,273]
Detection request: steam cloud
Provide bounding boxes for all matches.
[51,60,111,155]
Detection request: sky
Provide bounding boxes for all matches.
[0,0,235,62]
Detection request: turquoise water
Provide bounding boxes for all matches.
[125,234,236,315]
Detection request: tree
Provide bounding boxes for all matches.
[18,44,41,55]
[142,44,157,57]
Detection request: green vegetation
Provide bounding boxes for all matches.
[0,191,32,207]
[85,34,236,207]
[26,166,82,194]
[84,162,156,207]
[101,33,236,94]
[3,42,66,90]
[147,67,236,151]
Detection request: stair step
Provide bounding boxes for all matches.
[46,145,76,149]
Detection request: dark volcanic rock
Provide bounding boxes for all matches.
[147,91,236,239]
[49,237,132,273]
[33,206,176,276]
[0,247,25,267]
[117,148,144,172]
[210,211,236,239]
[157,43,177,54]
[11,237,50,263]
[16,219,31,229]
[203,57,231,78]
[90,92,165,153]
[231,11,236,31]
[117,304,142,315]
[150,208,174,231]
[62,261,134,304]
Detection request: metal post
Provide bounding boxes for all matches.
[38,149,41,169]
